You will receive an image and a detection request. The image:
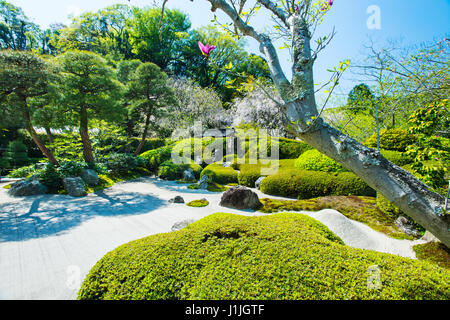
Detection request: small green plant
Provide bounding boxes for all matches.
[186,199,209,207]
[295,149,347,173]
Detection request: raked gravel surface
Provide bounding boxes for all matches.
[0,177,426,300]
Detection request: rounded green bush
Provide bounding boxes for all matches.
[78,212,449,300]
[380,149,413,166]
[295,149,348,173]
[140,145,174,172]
[158,161,202,181]
[365,129,416,152]
[260,168,375,199]
[200,163,238,185]
[238,164,264,187]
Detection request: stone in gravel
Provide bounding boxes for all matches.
[169,196,185,204]
[8,179,48,197]
[171,219,196,231]
[395,216,420,237]
[199,175,209,190]
[63,177,86,197]
[219,186,263,210]
[183,168,195,181]
[255,176,265,190]
[80,169,99,186]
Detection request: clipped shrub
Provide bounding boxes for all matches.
[104,153,143,175]
[380,149,413,166]
[200,163,238,185]
[260,168,374,199]
[276,138,313,159]
[140,145,174,172]
[238,164,264,187]
[158,161,202,181]
[37,163,63,190]
[186,199,209,207]
[295,149,347,173]
[78,212,449,300]
[365,129,416,152]
[7,164,36,178]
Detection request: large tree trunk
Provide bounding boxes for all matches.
[204,1,449,247]
[79,107,95,165]
[134,113,151,156]
[22,110,58,166]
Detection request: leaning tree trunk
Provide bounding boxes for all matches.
[44,127,55,144]
[22,110,59,166]
[79,107,95,165]
[134,113,151,156]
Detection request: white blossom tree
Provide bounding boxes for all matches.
[154,0,449,246]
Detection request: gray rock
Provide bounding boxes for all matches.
[169,196,185,204]
[395,216,420,237]
[80,169,99,186]
[219,186,263,210]
[199,175,209,190]
[8,179,48,197]
[63,177,86,197]
[255,176,266,190]
[183,168,195,181]
[34,162,48,170]
[171,219,196,231]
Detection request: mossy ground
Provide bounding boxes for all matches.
[259,196,416,240]
[78,212,449,300]
[413,242,450,269]
[186,199,209,207]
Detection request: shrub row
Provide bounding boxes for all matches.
[78,212,450,300]
[158,160,202,181]
[365,128,416,152]
[200,163,238,185]
[260,168,375,199]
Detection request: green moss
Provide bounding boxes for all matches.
[3,183,12,189]
[413,242,450,269]
[259,196,416,240]
[295,149,348,172]
[206,182,228,193]
[187,183,200,190]
[186,199,209,207]
[78,212,449,300]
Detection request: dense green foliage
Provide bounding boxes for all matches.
[158,160,202,181]
[2,140,29,168]
[365,129,416,152]
[295,149,347,172]
[78,212,449,300]
[186,199,209,207]
[380,149,413,167]
[260,168,375,199]
[200,163,239,185]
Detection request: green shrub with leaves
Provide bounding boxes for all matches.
[37,164,63,190]
[200,163,238,185]
[7,164,36,178]
[104,153,144,175]
[365,128,416,152]
[78,212,449,300]
[58,160,89,177]
[260,168,374,199]
[140,145,174,172]
[238,164,264,187]
[295,149,347,173]
[275,138,313,159]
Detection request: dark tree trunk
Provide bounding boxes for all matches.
[134,113,151,156]
[45,127,55,144]
[22,110,58,166]
[79,107,95,165]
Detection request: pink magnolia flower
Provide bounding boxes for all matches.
[198,41,216,58]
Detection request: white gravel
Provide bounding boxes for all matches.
[0,177,426,300]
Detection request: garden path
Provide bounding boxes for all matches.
[0,177,426,300]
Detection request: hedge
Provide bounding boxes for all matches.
[365,129,416,152]
[140,145,174,172]
[78,212,449,300]
[380,149,413,166]
[295,149,348,173]
[158,160,202,181]
[200,163,238,185]
[260,168,375,199]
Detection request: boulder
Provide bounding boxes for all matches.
[63,177,86,197]
[8,179,48,197]
[169,196,185,204]
[183,168,195,181]
[395,216,420,237]
[199,175,209,190]
[171,219,196,231]
[219,186,263,210]
[421,231,439,243]
[255,176,265,190]
[80,169,99,186]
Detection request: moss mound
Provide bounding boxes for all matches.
[200,163,238,185]
[413,242,450,269]
[295,149,348,172]
[78,213,449,300]
[186,199,209,207]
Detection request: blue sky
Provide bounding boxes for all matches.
[7,0,450,106]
